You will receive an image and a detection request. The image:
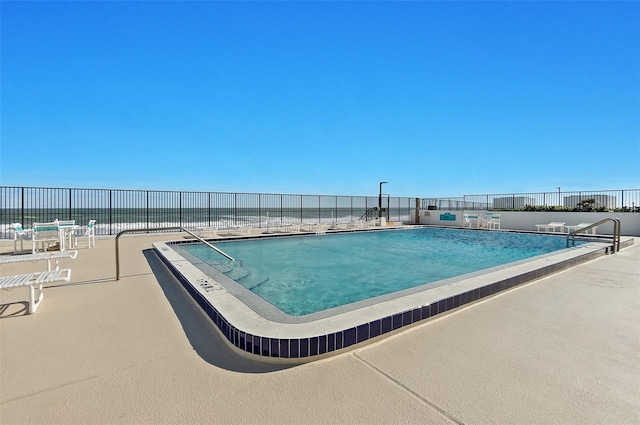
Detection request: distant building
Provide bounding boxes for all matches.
[563,195,616,209]
[493,196,535,209]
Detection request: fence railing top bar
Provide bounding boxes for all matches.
[462,189,639,197]
[420,189,640,212]
[2,186,415,199]
[421,189,639,199]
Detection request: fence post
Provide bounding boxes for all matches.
[258,194,262,228]
[68,188,72,219]
[21,187,25,227]
[109,190,112,235]
[179,191,183,228]
[146,191,150,232]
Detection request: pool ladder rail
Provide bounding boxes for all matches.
[115,226,234,281]
[566,217,621,253]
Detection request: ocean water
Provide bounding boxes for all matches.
[178,227,582,316]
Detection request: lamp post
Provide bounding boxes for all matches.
[557,187,561,207]
[379,181,388,218]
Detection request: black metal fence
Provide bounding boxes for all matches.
[0,186,415,239]
[421,189,640,212]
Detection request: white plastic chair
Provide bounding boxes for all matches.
[11,223,33,254]
[74,220,96,248]
[32,221,61,254]
[485,214,502,230]
[57,220,76,250]
[463,214,480,228]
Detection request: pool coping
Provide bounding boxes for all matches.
[153,230,634,363]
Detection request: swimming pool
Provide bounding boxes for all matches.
[153,226,617,363]
[174,228,582,316]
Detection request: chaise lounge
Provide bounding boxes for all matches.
[565,223,597,235]
[535,222,566,233]
[0,268,72,313]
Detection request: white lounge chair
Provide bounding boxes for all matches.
[229,224,252,236]
[273,223,302,233]
[330,221,350,230]
[299,223,318,232]
[288,223,303,232]
[32,221,61,254]
[565,223,597,235]
[535,222,566,233]
[0,268,71,313]
[0,250,78,271]
[303,223,327,234]
[195,226,219,238]
[366,218,380,228]
[347,220,367,230]
[73,220,96,248]
[11,223,32,254]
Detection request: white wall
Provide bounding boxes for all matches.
[417,210,640,236]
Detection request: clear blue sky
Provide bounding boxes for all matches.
[1,1,638,198]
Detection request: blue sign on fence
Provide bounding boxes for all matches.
[439,212,456,221]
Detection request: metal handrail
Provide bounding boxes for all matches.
[566,218,621,253]
[115,226,234,280]
[359,207,378,221]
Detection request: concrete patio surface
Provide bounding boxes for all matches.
[1,233,638,424]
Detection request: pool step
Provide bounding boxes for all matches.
[225,266,250,281]
[208,260,269,289]
[247,277,270,291]
[208,260,233,274]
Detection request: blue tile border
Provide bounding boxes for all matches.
[153,238,632,362]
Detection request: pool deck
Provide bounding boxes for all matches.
[1,231,639,424]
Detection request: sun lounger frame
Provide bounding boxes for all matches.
[0,251,78,271]
[0,269,72,313]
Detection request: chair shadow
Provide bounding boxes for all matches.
[142,249,294,374]
[0,301,29,318]
[0,278,116,319]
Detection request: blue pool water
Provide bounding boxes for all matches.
[178,228,581,316]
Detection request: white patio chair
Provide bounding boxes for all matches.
[32,221,61,254]
[11,223,33,254]
[485,214,502,230]
[463,214,480,228]
[57,220,77,250]
[73,220,96,248]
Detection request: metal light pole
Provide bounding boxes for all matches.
[379,181,388,218]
